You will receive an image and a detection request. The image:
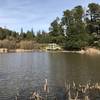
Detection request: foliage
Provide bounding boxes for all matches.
[0,3,99,50]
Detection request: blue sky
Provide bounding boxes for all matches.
[0,0,99,32]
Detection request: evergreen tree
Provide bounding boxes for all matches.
[26,30,34,40]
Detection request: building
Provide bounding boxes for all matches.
[45,43,61,51]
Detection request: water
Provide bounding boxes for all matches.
[0,52,100,99]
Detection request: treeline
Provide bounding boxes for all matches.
[0,3,100,50]
[0,28,45,49]
[47,2,100,50]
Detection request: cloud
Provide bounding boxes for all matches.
[0,0,99,32]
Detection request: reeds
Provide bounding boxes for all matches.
[15,80,100,100]
[64,81,100,100]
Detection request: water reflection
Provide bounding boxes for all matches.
[47,52,100,84]
[0,52,100,99]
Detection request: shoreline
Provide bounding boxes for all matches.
[0,48,100,55]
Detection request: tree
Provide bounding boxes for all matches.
[31,28,35,38]
[86,3,100,34]
[49,17,65,43]
[88,3,100,21]
[61,5,92,50]
[49,17,64,36]
[61,10,74,35]
[65,33,90,50]
[26,30,34,40]
[73,6,84,21]
[20,28,24,39]
[36,30,42,43]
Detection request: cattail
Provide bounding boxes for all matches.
[86,83,89,90]
[72,81,76,89]
[44,79,49,93]
[75,91,78,100]
[65,80,69,91]
[36,92,40,100]
[15,96,18,100]
[68,89,71,100]
[85,95,90,100]
[95,83,99,89]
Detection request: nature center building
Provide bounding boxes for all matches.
[45,43,61,51]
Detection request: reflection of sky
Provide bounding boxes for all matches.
[0,0,99,32]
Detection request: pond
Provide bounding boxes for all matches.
[0,52,100,99]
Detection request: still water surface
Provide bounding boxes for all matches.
[0,52,100,99]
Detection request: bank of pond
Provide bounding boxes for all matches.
[0,47,100,56]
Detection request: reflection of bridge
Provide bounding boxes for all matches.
[45,43,61,51]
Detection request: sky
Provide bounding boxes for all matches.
[0,0,99,32]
